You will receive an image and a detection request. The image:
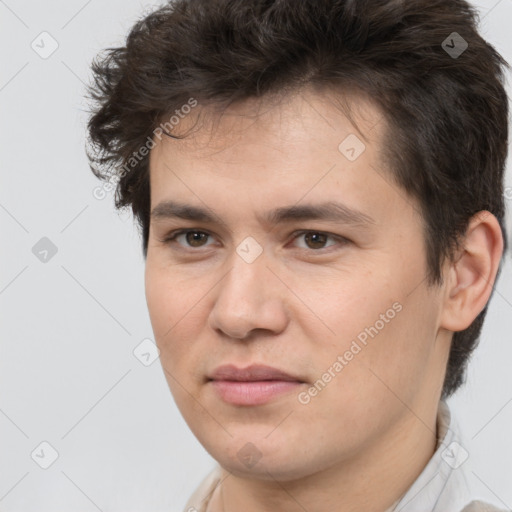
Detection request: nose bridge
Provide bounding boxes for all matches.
[208,244,287,339]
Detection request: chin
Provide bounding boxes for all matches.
[196,433,317,481]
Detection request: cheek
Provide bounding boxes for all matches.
[145,261,195,332]
[144,264,217,394]
[309,266,433,395]
[145,265,194,364]
[328,287,439,413]
[307,270,397,350]
[144,265,170,337]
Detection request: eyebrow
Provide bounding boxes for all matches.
[150,200,376,228]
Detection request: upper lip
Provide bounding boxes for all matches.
[208,364,304,382]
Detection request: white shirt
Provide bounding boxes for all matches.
[182,401,509,512]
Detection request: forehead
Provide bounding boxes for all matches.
[146,87,424,250]
[147,87,401,217]
[151,86,385,163]
[147,87,409,216]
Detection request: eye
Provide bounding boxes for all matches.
[290,230,345,251]
[160,229,348,252]
[161,229,215,249]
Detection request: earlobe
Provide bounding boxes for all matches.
[440,211,504,332]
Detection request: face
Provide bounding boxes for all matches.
[144,88,450,481]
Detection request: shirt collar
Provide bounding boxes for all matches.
[387,400,474,512]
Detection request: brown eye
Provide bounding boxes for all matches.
[291,230,347,251]
[183,231,209,247]
[161,230,214,248]
[302,232,329,250]
[161,228,348,253]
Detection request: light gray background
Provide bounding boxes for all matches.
[1,0,511,510]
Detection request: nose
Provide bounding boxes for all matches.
[207,250,289,341]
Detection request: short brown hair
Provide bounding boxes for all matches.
[86,0,509,398]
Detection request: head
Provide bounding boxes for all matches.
[86,0,508,481]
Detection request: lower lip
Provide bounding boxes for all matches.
[209,380,303,405]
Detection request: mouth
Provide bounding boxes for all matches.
[207,364,306,406]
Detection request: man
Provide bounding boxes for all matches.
[86,0,510,510]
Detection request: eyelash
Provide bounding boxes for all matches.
[159,229,349,253]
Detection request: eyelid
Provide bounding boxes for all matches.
[159,228,349,252]
[159,229,218,250]
[288,229,347,250]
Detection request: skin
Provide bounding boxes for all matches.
[144,86,503,512]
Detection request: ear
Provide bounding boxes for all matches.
[439,211,504,332]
